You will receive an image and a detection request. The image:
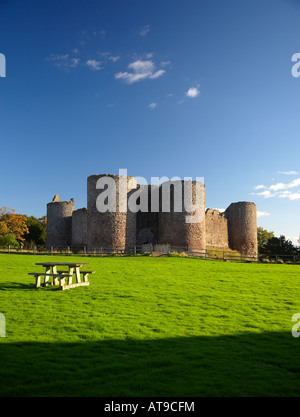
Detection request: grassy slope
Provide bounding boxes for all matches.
[0,253,300,396]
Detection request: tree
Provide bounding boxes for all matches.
[263,235,299,256]
[25,216,47,247]
[0,233,19,248]
[257,227,275,253]
[0,207,29,243]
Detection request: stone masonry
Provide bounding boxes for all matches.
[46,174,258,255]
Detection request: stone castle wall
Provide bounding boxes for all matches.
[158,181,206,250]
[72,208,87,246]
[205,209,229,249]
[46,175,258,254]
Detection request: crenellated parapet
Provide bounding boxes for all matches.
[205,209,229,249]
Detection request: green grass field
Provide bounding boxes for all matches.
[0,253,300,397]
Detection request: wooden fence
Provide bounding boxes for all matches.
[1,244,300,264]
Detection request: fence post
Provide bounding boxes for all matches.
[240,252,243,263]
[205,249,207,260]
[51,247,53,255]
[8,245,10,253]
[34,246,37,255]
[134,246,136,256]
[84,246,86,256]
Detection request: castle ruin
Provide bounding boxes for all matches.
[46,174,258,254]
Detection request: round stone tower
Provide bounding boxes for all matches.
[87,174,137,251]
[225,202,257,255]
[46,195,74,249]
[158,180,206,250]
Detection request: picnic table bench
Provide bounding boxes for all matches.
[29,262,95,290]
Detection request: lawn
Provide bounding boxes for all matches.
[0,253,300,397]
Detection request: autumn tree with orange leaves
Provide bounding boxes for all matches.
[0,207,29,244]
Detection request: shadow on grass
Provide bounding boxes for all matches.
[0,282,36,291]
[0,331,299,397]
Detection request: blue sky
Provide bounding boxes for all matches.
[1,0,300,244]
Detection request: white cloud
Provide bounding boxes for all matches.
[286,235,300,246]
[97,52,120,63]
[278,170,299,175]
[149,69,165,79]
[253,177,300,200]
[47,54,80,69]
[108,56,120,62]
[269,178,300,191]
[251,190,275,198]
[287,193,300,200]
[148,102,157,109]
[269,182,287,191]
[186,87,200,98]
[254,185,267,190]
[287,178,300,188]
[86,59,102,70]
[69,58,80,68]
[257,211,270,217]
[115,59,166,84]
[139,25,151,37]
[130,60,152,73]
[278,191,292,198]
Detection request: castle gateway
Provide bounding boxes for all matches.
[46,174,258,255]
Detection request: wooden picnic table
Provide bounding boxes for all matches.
[30,262,95,290]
